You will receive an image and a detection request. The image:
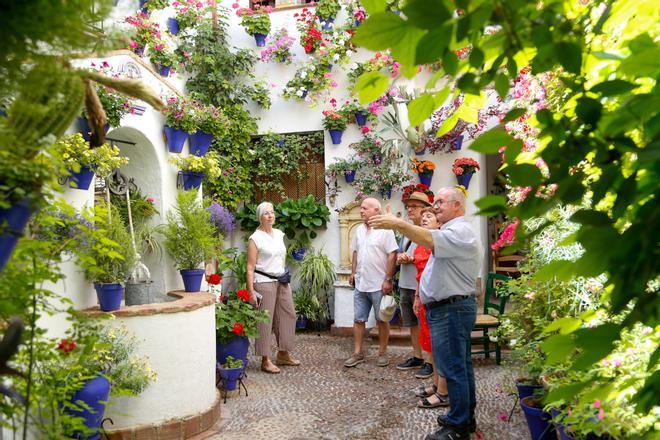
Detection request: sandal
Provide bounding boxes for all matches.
[418,392,449,409]
[414,384,437,398]
[261,362,281,374]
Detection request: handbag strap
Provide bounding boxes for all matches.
[254,269,278,280]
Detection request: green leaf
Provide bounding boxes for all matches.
[352,13,407,51]
[415,25,453,65]
[401,0,451,29]
[355,71,390,104]
[494,73,510,98]
[570,210,612,226]
[556,42,583,74]
[535,260,575,282]
[618,47,660,77]
[576,97,603,126]
[544,317,583,335]
[391,26,427,67]
[572,324,621,370]
[504,139,523,165]
[591,51,624,60]
[469,4,493,32]
[504,164,543,186]
[435,112,459,138]
[468,127,514,154]
[361,0,387,14]
[544,381,591,405]
[469,47,485,68]
[590,80,639,96]
[502,108,527,123]
[541,334,576,364]
[408,93,438,126]
[442,50,458,75]
[433,87,451,107]
[474,195,507,216]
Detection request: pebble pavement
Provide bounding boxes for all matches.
[199,333,530,440]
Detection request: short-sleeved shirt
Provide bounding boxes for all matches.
[249,228,287,283]
[351,223,398,292]
[398,237,419,290]
[419,216,481,304]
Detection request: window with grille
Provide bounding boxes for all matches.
[250,0,315,11]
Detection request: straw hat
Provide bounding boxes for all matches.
[403,191,432,206]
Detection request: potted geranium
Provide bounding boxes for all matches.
[412,158,436,187]
[55,134,129,190]
[315,0,341,30]
[236,5,273,47]
[189,103,228,156]
[215,288,269,367]
[340,99,372,127]
[173,0,209,32]
[325,157,362,184]
[163,190,221,292]
[164,97,199,153]
[124,11,159,56]
[295,8,323,54]
[169,151,222,190]
[148,41,176,77]
[452,157,480,189]
[322,108,349,145]
[260,28,295,64]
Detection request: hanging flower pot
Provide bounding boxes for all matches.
[189,130,214,156]
[451,134,464,150]
[296,314,308,330]
[180,171,204,190]
[180,268,205,292]
[301,90,308,99]
[0,199,32,272]
[276,139,286,147]
[419,172,433,187]
[414,147,426,156]
[344,170,356,183]
[218,364,243,391]
[380,188,392,200]
[138,0,149,14]
[328,129,343,145]
[455,173,474,189]
[77,117,109,142]
[216,335,250,367]
[520,396,556,440]
[320,16,335,31]
[167,17,180,35]
[132,44,145,56]
[291,247,307,261]
[355,111,368,126]
[68,166,95,190]
[94,283,124,312]
[254,32,267,47]
[157,64,171,77]
[66,374,111,440]
[163,126,188,153]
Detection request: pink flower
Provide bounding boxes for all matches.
[593,400,601,409]
[330,80,338,87]
[498,412,508,422]
[154,43,165,51]
[129,40,139,49]
[597,409,604,421]
[147,197,155,203]
[231,2,238,8]
[361,126,370,134]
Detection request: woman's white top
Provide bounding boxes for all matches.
[249,228,287,283]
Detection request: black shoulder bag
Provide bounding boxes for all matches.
[255,268,291,284]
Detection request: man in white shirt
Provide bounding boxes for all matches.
[344,198,398,368]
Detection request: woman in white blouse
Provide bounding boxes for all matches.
[247,201,300,374]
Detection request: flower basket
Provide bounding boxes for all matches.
[180,268,205,292]
[254,32,267,46]
[355,111,368,126]
[380,188,392,200]
[320,16,334,31]
[66,374,111,440]
[456,173,473,189]
[0,199,32,271]
[157,64,171,77]
[164,126,188,153]
[328,129,343,145]
[94,283,124,312]
[189,130,214,156]
[414,147,426,156]
[68,166,95,190]
[419,172,433,187]
[344,170,356,183]
[166,17,180,35]
[452,157,480,188]
[77,117,109,142]
[179,171,204,190]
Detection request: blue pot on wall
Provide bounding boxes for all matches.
[254,33,267,47]
[455,173,473,189]
[167,17,180,35]
[0,199,32,271]
[414,147,426,156]
[180,171,204,190]
[292,248,306,261]
[77,117,109,142]
[419,172,433,187]
[320,16,335,31]
[157,64,171,77]
[216,335,250,367]
[451,134,464,150]
[180,269,205,292]
[189,130,213,156]
[68,166,95,190]
[328,129,343,145]
[520,396,556,440]
[67,374,111,440]
[163,126,188,153]
[94,283,124,312]
[344,170,356,183]
[355,111,368,126]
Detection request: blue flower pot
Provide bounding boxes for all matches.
[516,382,543,400]
[355,18,363,27]
[167,17,180,35]
[157,64,171,77]
[180,171,204,190]
[68,166,95,190]
[189,130,213,156]
[218,365,243,391]
[216,335,250,367]
[419,172,433,187]
[328,129,343,145]
[451,134,464,150]
[380,189,392,200]
[254,33,267,47]
[180,269,205,292]
[0,199,32,271]
[355,111,368,126]
[320,16,335,31]
[414,147,426,156]
[301,90,308,99]
[132,45,145,56]
[344,170,356,183]
[550,408,574,440]
[164,126,188,153]
[138,0,148,14]
[277,139,285,147]
[67,374,111,440]
[520,396,556,440]
[77,117,109,142]
[455,173,473,189]
[94,283,124,312]
[292,247,306,261]
[296,314,308,330]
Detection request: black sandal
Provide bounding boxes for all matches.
[414,384,437,398]
[418,392,449,409]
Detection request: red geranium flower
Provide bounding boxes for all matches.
[208,274,222,285]
[232,322,245,335]
[237,289,250,301]
[57,338,76,355]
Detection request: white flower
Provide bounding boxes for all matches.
[351,63,358,70]
[333,54,340,62]
[300,71,307,79]
[309,65,315,71]
[296,89,304,97]
[345,50,353,57]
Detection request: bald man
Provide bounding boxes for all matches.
[344,198,398,368]
[369,188,481,440]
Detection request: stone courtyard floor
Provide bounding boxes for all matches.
[199,333,530,440]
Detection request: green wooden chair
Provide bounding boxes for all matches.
[471,272,511,365]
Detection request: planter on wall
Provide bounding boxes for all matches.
[320,16,335,31]
[189,130,213,156]
[180,171,204,190]
[94,283,124,312]
[419,172,433,187]
[164,126,188,153]
[455,173,474,189]
[77,117,109,142]
[355,111,368,126]
[291,247,307,261]
[380,189,392,200]
[0,199,32,271]
[451,135,464,150]
[167,17,180,35]
[414,147,426,156]
[180,268,205,292]
[344,170,356,183]
[157,64,171,77]
[254,33,267,47]
[328,129,343,145]
[68,166,95,190]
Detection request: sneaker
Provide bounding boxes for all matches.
[344,353,365,368]
[376,354,390,367]
[415,362,434,379]
[396,356,424,370]
[424,424,470,440]
[437,416,476,434]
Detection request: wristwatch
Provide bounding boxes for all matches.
[385,276,393,282]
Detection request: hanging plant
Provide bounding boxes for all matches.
[295,8,323,54]
[260,28,295,64]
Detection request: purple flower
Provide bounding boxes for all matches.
[207,201,235,236]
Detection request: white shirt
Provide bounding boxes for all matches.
[419,216,482,304]
[351,223,398,292]
[249,228,287,283]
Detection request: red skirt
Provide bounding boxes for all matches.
[419,303,432,353]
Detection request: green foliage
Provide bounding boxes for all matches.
[222,355,244,369]
[83,83,132,128]
[293,289,321,321]
[215,289,269,343]
[169,151,222,180]
[325,156,363,178]
[237,8,271,36]
[316,0,341,20]
[162,190,220,270]
[296,250,336,322]
[55,133,129,178]
[164,97,199,133]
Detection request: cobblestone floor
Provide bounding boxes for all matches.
[202,333,529,440]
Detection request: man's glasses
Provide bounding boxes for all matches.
[433,199,455,208]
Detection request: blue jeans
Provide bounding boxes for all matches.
[426,296,477,427]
